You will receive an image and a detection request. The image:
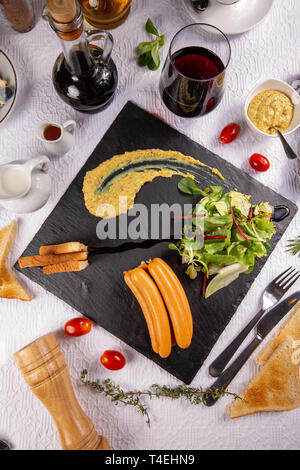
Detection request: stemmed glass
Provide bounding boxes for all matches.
[159,23,231,118]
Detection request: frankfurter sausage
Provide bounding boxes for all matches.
[124,267,172,358]
[147,258,193,349]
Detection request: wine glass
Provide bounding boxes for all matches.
[159,23,231,118]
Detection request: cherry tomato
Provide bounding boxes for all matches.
[64,317,92,337]
[100,350,126,370]
[249,153,270,172]
[219,122,241,144]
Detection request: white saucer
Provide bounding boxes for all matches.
[1,172,52,214]
[183,0,274,35]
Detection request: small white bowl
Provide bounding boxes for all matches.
[0,49,17,126]
[244,78,300,137]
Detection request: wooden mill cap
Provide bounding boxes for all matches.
[14,333,59,374]
[46,0,77,24]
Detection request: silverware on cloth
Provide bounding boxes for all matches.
[204,290,300,406]
[209,267,300,377]
[0,439,11,450]
[273,127,298,160]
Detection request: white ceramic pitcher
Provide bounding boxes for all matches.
[0,156,51,213]
[37,120,76,156]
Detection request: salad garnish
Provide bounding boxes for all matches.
[169,177,276,297]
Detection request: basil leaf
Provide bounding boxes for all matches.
[145,18,159,36]
[147,56,159,70]
[178,177,206,195]
[138,51,151,67]
[138,41,156,54]
[151,43,160,67]
[158,34,165,46]
[137,19,164,71]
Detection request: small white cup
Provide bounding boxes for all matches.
[37,120,76,155]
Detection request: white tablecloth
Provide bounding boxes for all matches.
[0,0,299,451]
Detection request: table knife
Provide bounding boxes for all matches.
[203,291,300,406]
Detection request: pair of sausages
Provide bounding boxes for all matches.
[124,258,193,358]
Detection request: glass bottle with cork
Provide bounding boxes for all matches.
[43,0,118,113]
[78,0,132,29]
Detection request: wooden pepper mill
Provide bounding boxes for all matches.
[14,333,110,450]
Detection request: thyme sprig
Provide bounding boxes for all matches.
[81,370,241,427]
[286,236,300,257]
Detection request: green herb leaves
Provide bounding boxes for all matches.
[286,236,300,257]
[145,17,159,36]
[137,18,165,71]
[172,177,276,295]
[177,177,208,195]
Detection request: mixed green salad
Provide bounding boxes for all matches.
[169,177,276,298]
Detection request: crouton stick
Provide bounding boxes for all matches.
[43,260,89,274]
[39,242,88,256]
[18,251,88,269]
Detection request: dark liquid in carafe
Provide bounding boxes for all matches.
[160,46,225,117]
[44,125,61,141]
[53,46,118,113]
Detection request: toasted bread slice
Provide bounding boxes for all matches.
[226,336,300,419]
[0,221,32,301]
[43,260,88,274]
[39,242,88,255]
[18,251,88,268]
[256,302,300,366]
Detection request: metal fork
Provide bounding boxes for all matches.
[209,267,300,377]
[0,439,10,450]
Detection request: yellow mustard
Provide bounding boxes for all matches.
[248,89,293,135]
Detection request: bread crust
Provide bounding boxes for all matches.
[43,260,88,274]
[39,242,87,255]
[256,302,300,366]
[0,221,32,301]
[19,251,88,268]
[227,336,300,419]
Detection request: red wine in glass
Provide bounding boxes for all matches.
[159,46,226,117]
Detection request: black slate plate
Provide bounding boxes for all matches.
[16,101,297,384]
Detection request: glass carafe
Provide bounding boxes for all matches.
[42,4,118,113]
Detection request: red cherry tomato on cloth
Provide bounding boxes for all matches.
[64,317,92,337]
[249,153,270,172]
[219,122,241,144]
[100,350,126,370]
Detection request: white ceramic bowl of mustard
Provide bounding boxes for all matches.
[244,78,300,137]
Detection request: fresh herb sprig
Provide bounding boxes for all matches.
[81,369,241,426]
[137,18,165,70]
[286,236,300,257]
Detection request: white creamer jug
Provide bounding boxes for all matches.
[37,120,76,156]
[0,156,51,213]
